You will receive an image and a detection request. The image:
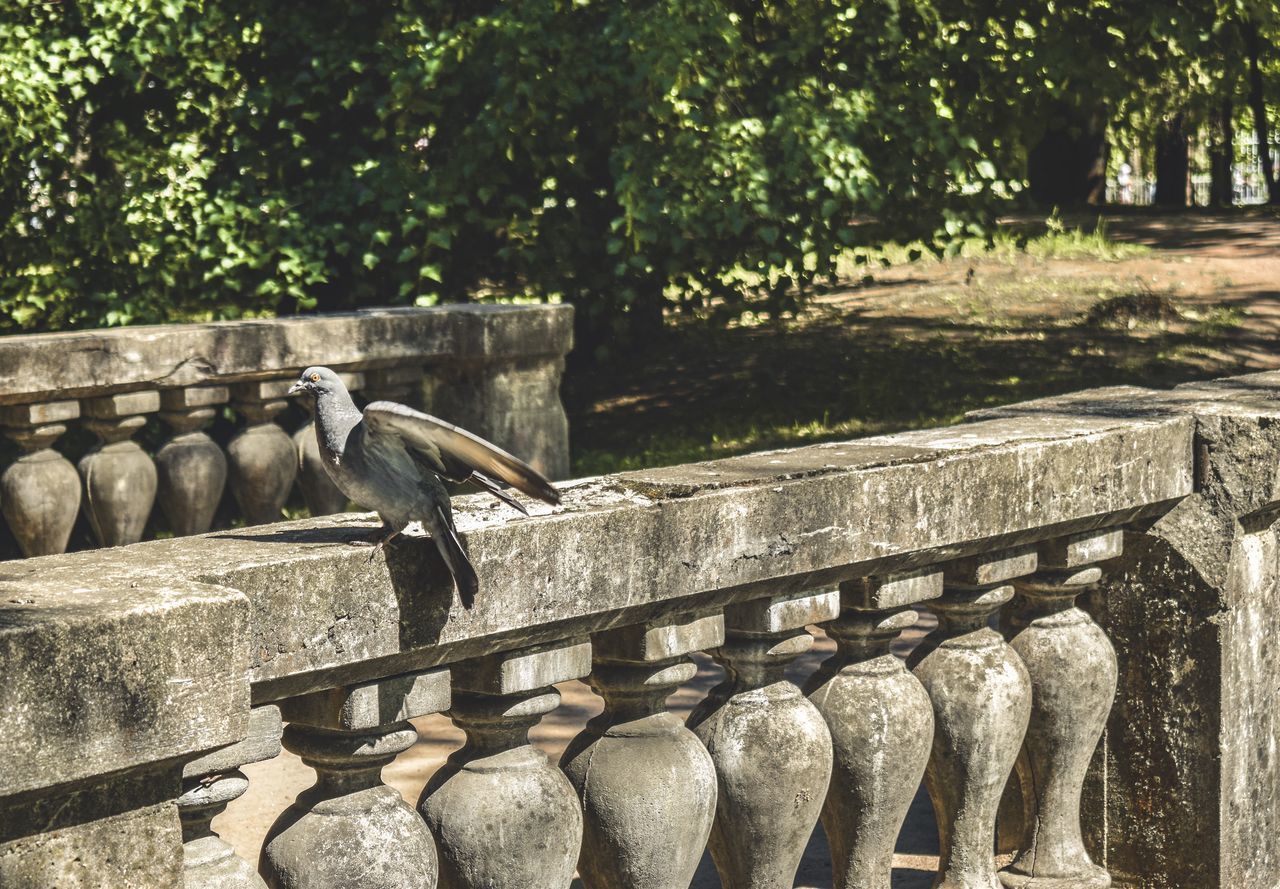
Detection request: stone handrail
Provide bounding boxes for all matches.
[3,370,1279,888]
[0,304,573,559]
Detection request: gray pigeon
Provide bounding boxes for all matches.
[287,366,560,606]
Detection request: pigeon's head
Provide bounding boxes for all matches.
[288,366,345,400]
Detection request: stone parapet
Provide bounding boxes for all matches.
[0,305,573,561]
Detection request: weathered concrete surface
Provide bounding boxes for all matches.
[911,583,1031,889]
[261,722,437,889]
[0,765,184,888]
[0,576,251,799]
[0,304,573,405]
[566,614,722,889]
[690,591,837,889]
[806,599,933,889]
[423,645,588,889]
[974,372,1280,889]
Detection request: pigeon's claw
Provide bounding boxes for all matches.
[350,523,401,559]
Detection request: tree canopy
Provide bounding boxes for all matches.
[0,1,1276,350]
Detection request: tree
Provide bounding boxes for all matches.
[1243,15,1279,203]
[0,0,1007,355]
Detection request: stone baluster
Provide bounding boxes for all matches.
[805,570,941,889]
[910,548,1038,889]
[0,401,82,557]
[156,387,229,536]
[262,670,449,889]
[998,530,1121,889]
[291,372,361,518]
[421,641,590,889]
[79,391,160,547]
[688,590,838,889]
[562,612,723,889]
[179,706,282,889]
[227,381,297,526]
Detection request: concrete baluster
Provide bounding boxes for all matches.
[156,386,229,536]
[179,706,281,889]
[563,612,723,889]
[911,549,1038,889]
[805,571,941,889]
[421,641,589,889]
[0,401,82,556]
[291,372,361,518]
[227,381,297,526]
[999,531,1121,889]
[79,391,160,547]
[688,590,839,889]
[262,671,448,889]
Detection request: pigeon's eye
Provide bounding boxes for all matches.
[309,372,320,382]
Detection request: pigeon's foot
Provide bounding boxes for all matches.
[349,524,401,561]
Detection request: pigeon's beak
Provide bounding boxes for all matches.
[287,380,306,396]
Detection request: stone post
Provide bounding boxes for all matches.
[262,671,448,889]
[688,589,839,889]
[0,766,186,887]
[180,706,282,889]
[0,401,81,556]
[156,386,229,536]
[228,380,298,526]
[805,570,940,889]
[562,611,723,889]
[423,355,570,481]
[363,365,423,406]
[291,372,361,517]
[999,530,1120,889]
[968,375,1280,888]
[79,390,160,547]
[911,550,1036,889]
[420,641,589,889]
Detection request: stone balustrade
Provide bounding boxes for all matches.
[0,304,572,559]
[4,370,1280,889]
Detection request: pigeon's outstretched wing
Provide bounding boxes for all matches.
[362,401,561,506]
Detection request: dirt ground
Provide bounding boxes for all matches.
[221,210,1277,885]
[566,209,1280,475]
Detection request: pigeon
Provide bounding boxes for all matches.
[287,366,561,606]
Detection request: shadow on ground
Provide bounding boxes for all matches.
[566,210,1280,474]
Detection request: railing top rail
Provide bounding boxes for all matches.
[0,303,573,405]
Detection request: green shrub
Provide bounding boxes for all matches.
[1,1,1004,352]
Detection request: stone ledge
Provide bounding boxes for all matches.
[0,304,574,405]
[0,579,251,799]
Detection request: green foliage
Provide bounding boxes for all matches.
[0,1,1005,349]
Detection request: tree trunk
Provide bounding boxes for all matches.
[1154,113,1189,207]
[1245,20,1279,204]
[1209,98,1234,206]
[1027,104,1110,206]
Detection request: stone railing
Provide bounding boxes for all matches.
[0,304,572,560]
[3,370,1279,889]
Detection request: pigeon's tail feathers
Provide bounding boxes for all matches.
[429,504,478,608]
[470,472,530,515]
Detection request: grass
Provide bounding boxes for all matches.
[566,215,1252,477]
